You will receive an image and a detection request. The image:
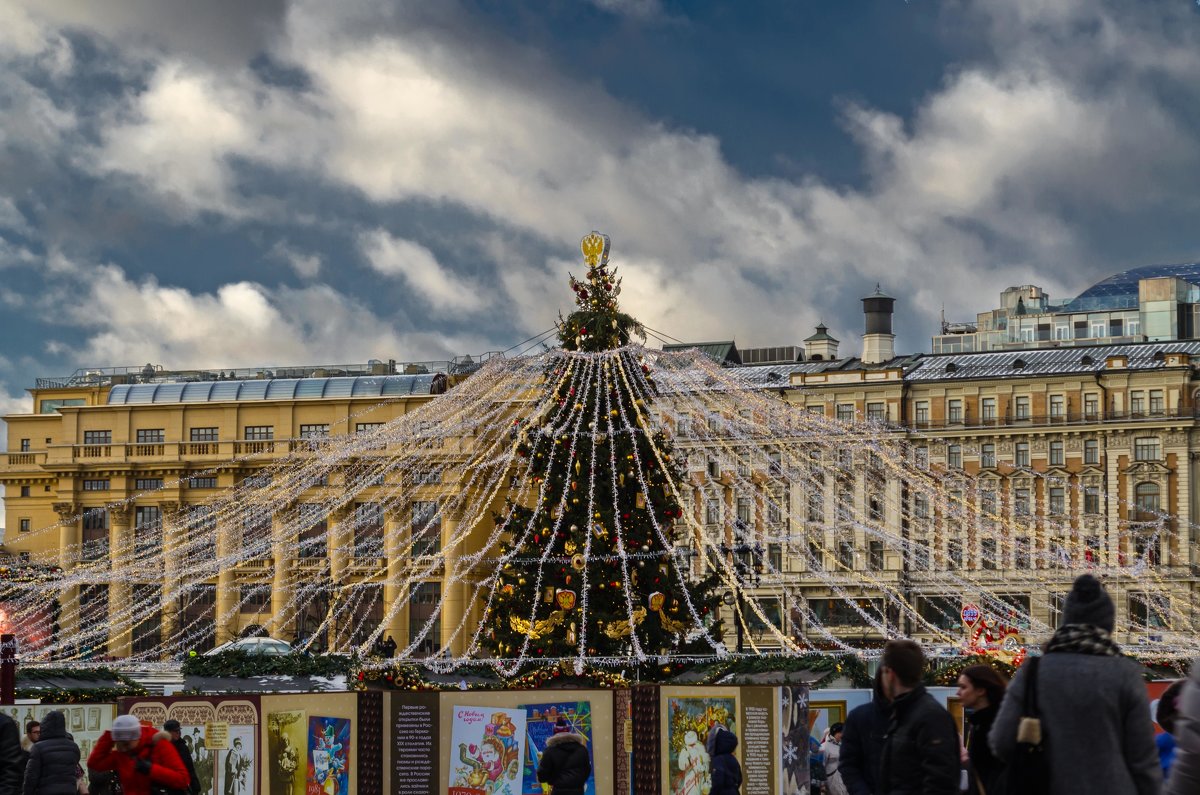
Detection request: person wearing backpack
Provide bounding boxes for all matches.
[23,711,81,795]
[990,575,1160,795]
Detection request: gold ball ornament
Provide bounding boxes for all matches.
[571,554,586,571]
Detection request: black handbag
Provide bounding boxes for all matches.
[1005,656,1051,795]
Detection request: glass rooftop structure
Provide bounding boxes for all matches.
[107,374,442,405]
[1062,263,1200,312]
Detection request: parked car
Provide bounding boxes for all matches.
[203,637,292,656]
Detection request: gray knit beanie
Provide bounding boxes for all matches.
[1062,574,1115,632]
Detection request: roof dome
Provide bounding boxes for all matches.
[1064,262,1200,312]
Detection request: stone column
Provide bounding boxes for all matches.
[108,505,133,659]
[271,508,294,641]
[440,516,460,656]
[382,511,406,647]
[159,502,186,657]
[52,503,79,655]
[215,514,238,645]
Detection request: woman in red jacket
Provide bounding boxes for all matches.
[88,715,190,795]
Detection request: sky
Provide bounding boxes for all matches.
[1,0,1200,426]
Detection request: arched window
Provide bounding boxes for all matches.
[1134,482,1160,522]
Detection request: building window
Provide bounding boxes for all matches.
[1048,486,1065,515]
[1014,537,1031,569]
[354,502,385,558]
[837,541,855,570]
[1128,318,1141,336]
[19,486,29,498]
[808,543,823,571]
[1084,439,1099,465]
[190,427,219,442]
[299,424,329,438]
[981,444,996,468]
[913,493,929,519]
[806,493,823,523]
[1084,394,1099,418]
[1149,390,1165,415]
[705,498,721,526]
[1085,536,1103,566]
[83,430,112,445]
[243,426,274,440]
[242,472,272,488]
[18,518,31,533]
[82,479,110,491]
[947,399,963,423]
[947,444,962,469]
[1129,593,1169,629]
[980,398,996,421]
[1130,391,1145,416]
[735,497,752,532]
[914,447,929,469]
[1014,488,1031,515]
[135,478,164,491]
[299,504,328,558]
[861,402,884,422]
[356,422,385,433]
[1049,441,1064,467]
[409,582,442,656]
[1013,396,1030,419]
[1134,437,1160,462]
[914,401,929,425]
[836,404,855,422]
[1084,488,1101,515]
[187,476,218,489]
[241,510,272,552]
[947,541,963,570]
[1049,395,1065,418]
[134,506,162,555]
[239,586,271,614]
[1134,482,1160,521]
[1090,319,1106,337]
[707,459,721,479]
[82,509,109,560]
[981,538,998,570]
[414,468,443,485]
[736,456,750,478]
[135,429,165,443]
[1134,534,1159,566]
[1015,442,1030,467]
[19,439,30,452]
[867,541,884,571]
[411,501,441,557]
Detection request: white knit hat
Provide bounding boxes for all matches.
[111,715,142,741]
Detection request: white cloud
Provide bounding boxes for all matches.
[269,241,322,279]
[47,262,491,369]
[358,230,486,312]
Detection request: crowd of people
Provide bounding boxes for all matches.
[0,711,200,795]
[808,574,1200,795]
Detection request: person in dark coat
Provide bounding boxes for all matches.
[991,574,1160,795]
[0,713,22,795]
[17,722,40,784]
[955,664,1008,795]
[706,725,741,795]
[877,639,960,795]
[162,722,198,795]
[23,711,81,795]
[1167,657,1200,795]
[536,719,591,795]
[841,669,889,795]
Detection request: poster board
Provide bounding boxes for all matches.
[124,696,260,795]
[422,690,615,795]
[658,686,740,795]
[0,704,117,763]
[261,692,358,795]
[779,686,808,795]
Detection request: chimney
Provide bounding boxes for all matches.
[803,323,839,361]
[861,284,896,365]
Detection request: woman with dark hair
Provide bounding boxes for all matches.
[956,664,1008,794]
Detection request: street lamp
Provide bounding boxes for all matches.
[720,541,764,654]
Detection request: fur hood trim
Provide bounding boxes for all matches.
[545,732,588,748]
[153,730,173,744]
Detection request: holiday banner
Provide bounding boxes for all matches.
[307,717,350,795]
[267,711,306,795]
[665,695,737,795]
[449,705,527,795]
[520,702,595,795]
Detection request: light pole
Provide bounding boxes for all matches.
[721,542,764,655]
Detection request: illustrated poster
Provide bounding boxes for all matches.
[449,705,527,795]
[666,696,736,795]
[268,711,306,795]
[521,702,595,795]
[219,724,256,795]
[307,716,350,795]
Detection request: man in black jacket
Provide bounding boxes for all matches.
[164,720,201,795]
[841,670,890,795]
[23,710,81,795]
[877,640,960,795]
[537,719,591,795]
[0,713,21,795]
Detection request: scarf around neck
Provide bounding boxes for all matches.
[1044,623,1121,657]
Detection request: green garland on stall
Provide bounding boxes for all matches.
[15,667,147,703]
[181,651,356,678]
[694,654,872,689]
[926,655,1017,686]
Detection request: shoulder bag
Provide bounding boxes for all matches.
[1005,656,1050,795]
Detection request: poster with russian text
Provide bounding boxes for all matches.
[449,705,527,795]
[520,701,595,795]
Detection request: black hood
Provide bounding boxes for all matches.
[708,726,738,755]
[40,710,68,740]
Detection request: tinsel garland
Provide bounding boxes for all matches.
[353,662,630,691]
[694,654,872,689]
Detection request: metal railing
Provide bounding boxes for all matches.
[906,407,1198,431]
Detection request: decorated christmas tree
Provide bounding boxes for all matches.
[483,232,724,677]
